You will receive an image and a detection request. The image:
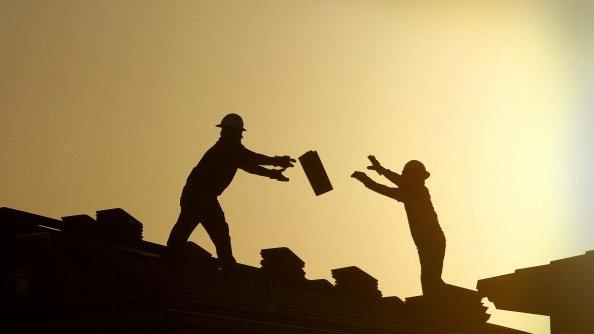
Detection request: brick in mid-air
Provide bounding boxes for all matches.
[298,150,333,196]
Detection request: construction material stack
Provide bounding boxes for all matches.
[260,247,306,285]
[96,208,143,247]
[331,266,382,301]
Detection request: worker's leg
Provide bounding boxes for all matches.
[166,187,203,254]
[166,206,201,251]
[419,240,446,297]
[201,198,237,269]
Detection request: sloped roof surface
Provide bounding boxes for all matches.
[477,250,594,315]
[0,207,528,334]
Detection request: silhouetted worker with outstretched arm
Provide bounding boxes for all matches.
[352,157,446,297]
[166,114,296,271]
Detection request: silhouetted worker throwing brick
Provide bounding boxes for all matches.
[352,157,446,297]
[166,114,295,271]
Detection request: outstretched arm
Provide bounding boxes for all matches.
[240,163,289,182]
[379,168,402,186]
[241,146,296,168]
[367,155,402,186]
[351,171,402,201]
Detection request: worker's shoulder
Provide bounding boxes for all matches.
[202,140,244,157]
[402,185,431,198]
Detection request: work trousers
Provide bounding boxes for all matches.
[417,239,446,297]
[166,188,236,268]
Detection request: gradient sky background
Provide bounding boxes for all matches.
[2,1,593,333]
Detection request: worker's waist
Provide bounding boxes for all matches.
[182,183,222,198]
[409,224,445,246]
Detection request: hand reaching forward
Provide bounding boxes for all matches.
[269,168,290,182]
[274,155,296,168]
[366,155,383,174]
[351,171,371,183]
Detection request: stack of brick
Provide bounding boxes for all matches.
[62,214,105,239]
[96,208,143,247]
[331,266,382,301]
[260,247,306,285]
[405,284,490,330]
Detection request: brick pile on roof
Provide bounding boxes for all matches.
[0,207,528,334]
[261,247,306,286]
[332,266,382,301]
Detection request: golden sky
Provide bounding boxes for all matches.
[2,1,592,333]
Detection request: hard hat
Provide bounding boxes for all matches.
[216,113,246,131]
[402,160,430,180]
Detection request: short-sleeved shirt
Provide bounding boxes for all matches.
[183,138,261,197]
[392,185,445,247]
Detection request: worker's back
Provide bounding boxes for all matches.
[401,185,444,247]
[185,138,243,196]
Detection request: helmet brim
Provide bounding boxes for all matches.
[216,124,246,131]
[402,171,430,180]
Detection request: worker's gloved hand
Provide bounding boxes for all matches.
[269,168,290,182]
[274,155,296,168]
[351,171,371,183]
[366,155,384,174]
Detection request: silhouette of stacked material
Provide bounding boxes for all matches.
[0,206,528,334]
[331,266,382,300]
[96,208,143,246]
[298,150,333,196]
[62,214,104,239]
[0,207,62,240]
[260,247,306,284]
[478,251,594,334]
[305,278,334,293]
[406,284,490,329]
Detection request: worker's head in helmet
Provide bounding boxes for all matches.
[401,160,430,185]
[216,113,246,142]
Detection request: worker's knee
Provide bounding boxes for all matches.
[203,218,231,242]
[216,221,230,235]
[213,227,231,245]
[167,209,199,245]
